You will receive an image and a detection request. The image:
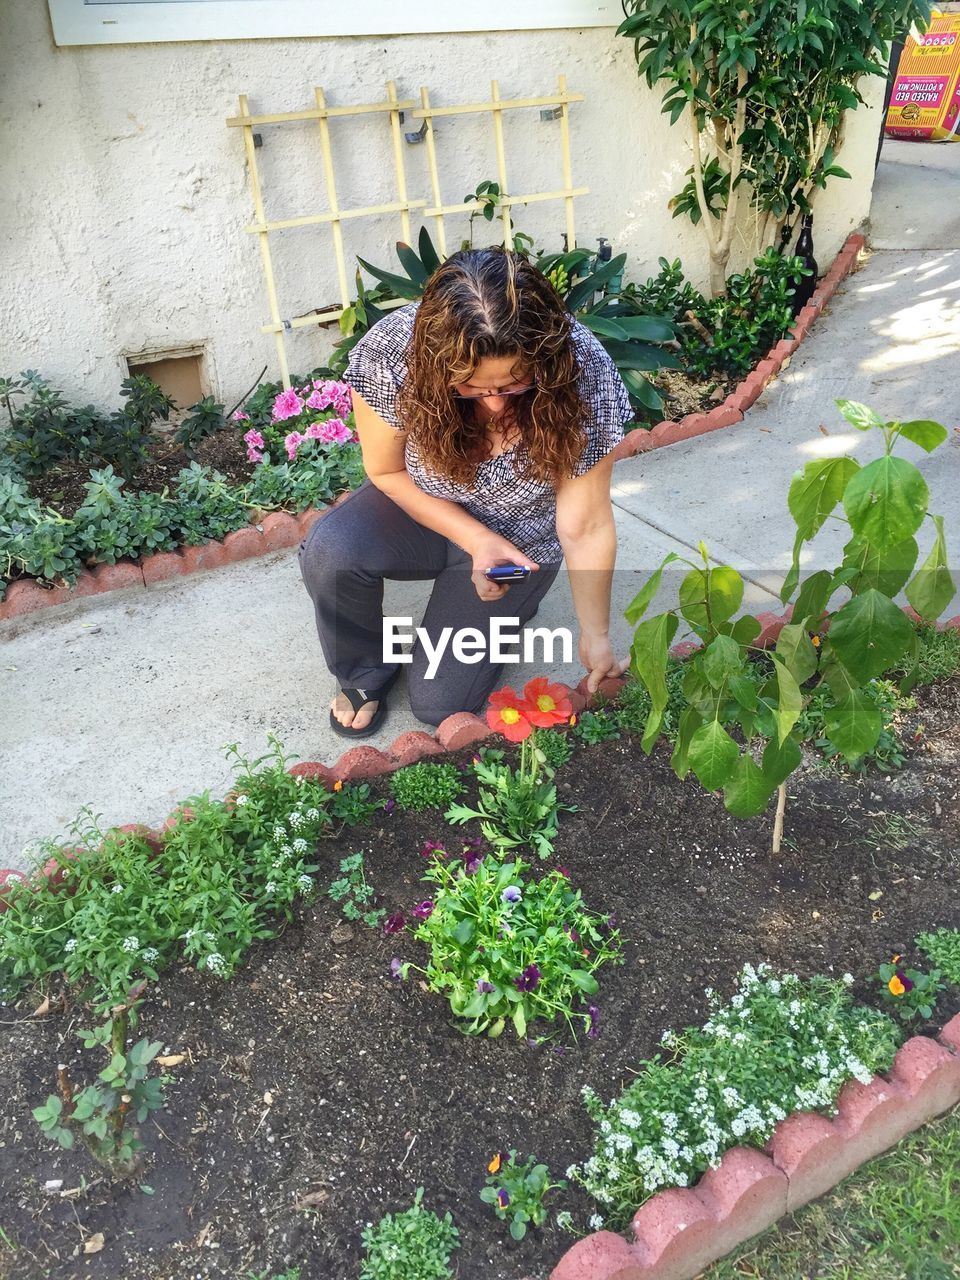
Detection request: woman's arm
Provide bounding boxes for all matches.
[353,389,538,600]
[555,454,628,691]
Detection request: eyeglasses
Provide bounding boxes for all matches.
[453,380,537,401]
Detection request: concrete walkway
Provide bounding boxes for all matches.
[2,140,958,872]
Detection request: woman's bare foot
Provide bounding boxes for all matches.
[330,691,380,732]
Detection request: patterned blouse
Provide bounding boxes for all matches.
[342,302,633,565]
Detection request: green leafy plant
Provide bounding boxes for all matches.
[625,402,955,849]
[32,985,167,1176]
[570,965,900,1227]
[328,781,383,826]
[618,0,930,293]
[916,929,960,986]
[327,852,385,928]
[341,219,677,416]
[0,371,173,479]
[388,762,464,811]
[535,726,574,770]
[877,957,942,1022]
[359,1187,459,1280]
[173,395,226,455]
[898,620,960,686]
[796,676,912,772]
[481,1149,567,1240]
[572,710,622,746]
[400,851,622,1039]
[0,737,337,1013]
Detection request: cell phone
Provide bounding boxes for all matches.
[484,564,532,581]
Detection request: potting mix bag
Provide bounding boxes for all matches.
[885,12,960,141]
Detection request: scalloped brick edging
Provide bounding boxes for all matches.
[0,493,355,624]
[549,1017,960,1280]
[611,232,865,464]
[1,234,866,625]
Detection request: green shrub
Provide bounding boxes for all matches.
[0,737,352,1013]
[359,1188,459,1280]
[572,710,621,745]
[389,762,463,811]
[917,929,960,986]
[899,621,960,686]
[535,727,574,770]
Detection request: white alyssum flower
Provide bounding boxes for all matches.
[111,884,123,894]
[842,973,854,985]
[272,823,287,841]
[235,794,248,806]
[588,1214,604,1231]
[297,874,313,892]
[264,881,276,895]
[306,807,320,822]
[141,947,160,963]
[122,936,139,953]
[205,953,227,976]
[288,810,304,828]
[292,837,309,854]
[64,938,78,953]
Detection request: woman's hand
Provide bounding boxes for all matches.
[578,631,629,695]
[469,533,538,602]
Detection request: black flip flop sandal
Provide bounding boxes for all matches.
[328,669,400,740]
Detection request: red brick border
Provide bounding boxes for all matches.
[611,232,865,464]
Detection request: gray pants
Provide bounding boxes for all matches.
[297,480,559,726]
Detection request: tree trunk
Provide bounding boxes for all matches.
[772,783,787,854]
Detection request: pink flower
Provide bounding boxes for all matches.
[246,446,264,463]
[304,422,325,441]
[272,389,305,422]
[306,386,334,412]
[243,429,265,449]
[232,410,250,422]
[285,431,305,461]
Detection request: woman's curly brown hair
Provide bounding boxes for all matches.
[394,247,590,488]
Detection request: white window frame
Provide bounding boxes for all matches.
[49,0,623,46]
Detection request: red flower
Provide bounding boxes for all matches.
[521,676,573,727]
[486,688,534,742]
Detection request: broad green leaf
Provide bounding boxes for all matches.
[775,624,818,685]
[827,589,915,682]
[824,689,883,763]
[724,754,776,818]
[791,570,833,625]
[582,315,628,340]
[679,565,743,634]
[418,225,442,275]
[624,553,683,625]
[570,969,600,994]
[688,720,740,791]
[395,241,429,286]
[843,533,918,597]
[621,369,664,411]
[453,918,475,945]
[613,314,676,342]
[604,339,674,371]
[820,658,858,700]
[730,615,762,645]
[897,419,948,453]
[774,660,803,744]
[836,399,885,431]
[729,674,759,711]
[843,456,928,549]
[670,706,703,779]
[781,531,803,604]
[788,457,860,539]
[565,253,627,311]
[905,515,955,621]
[356,256,424,300]
[900,631,922,696]
[512,1004,527,1038]
[761,734,802,786]
[630,613,680,752]
[703,634,742,689]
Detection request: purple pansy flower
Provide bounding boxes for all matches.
[477,980,495,993]
[383,798,396,814]
[389,958,403,980]
[587,1004,600,1040]
[501,885,522,904]
[383,911,406,936]
[464,854,483,874]
[411,899,435,921]
[420,840,446,859]
[497,1188,510,1209]
[564,924,580,943]
[515,964,541,992]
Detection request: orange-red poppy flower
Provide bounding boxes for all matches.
[486,688,533,742]
[521,676,573,727]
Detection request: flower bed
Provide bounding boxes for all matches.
[1,663,958,1279]
[0,234,864,626]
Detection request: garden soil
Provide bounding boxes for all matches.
[1,679,958,1280]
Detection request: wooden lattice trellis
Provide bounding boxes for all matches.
[227,76,587,389]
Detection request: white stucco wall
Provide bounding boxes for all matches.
[0,4,887,411]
